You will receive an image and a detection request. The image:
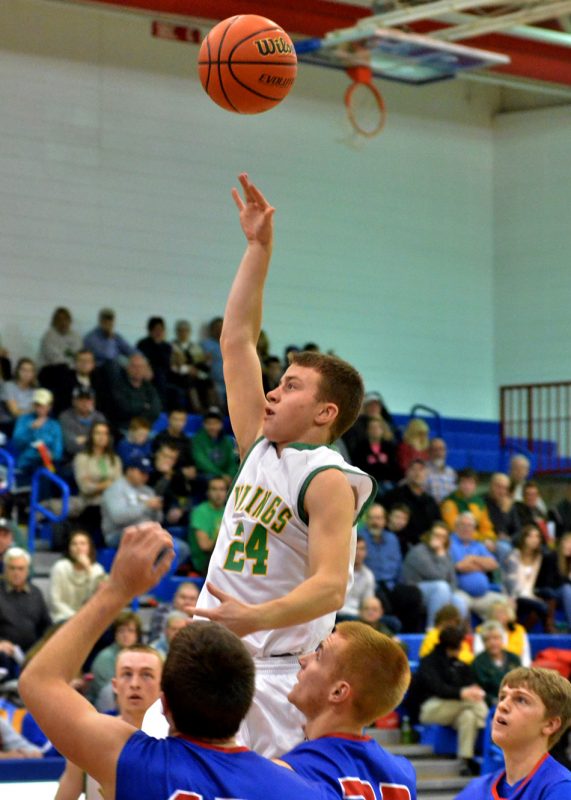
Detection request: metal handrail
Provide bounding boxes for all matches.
[27,469,70,555]
[409,403,443,438]
[0,448,15,495]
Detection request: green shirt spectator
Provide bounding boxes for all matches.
[189,477,227,574]
[192,408,238,481]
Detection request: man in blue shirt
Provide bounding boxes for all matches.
[456,667,571,800]
[19,524,331,800]
[359,503,424,631]
[83,308,135,366]
[450,511,509,619]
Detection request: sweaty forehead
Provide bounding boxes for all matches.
[117,652,161,673]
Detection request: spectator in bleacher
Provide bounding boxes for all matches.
[450,512,509,619]
[344,391,400,462]
[12,388,63,481]
[137,316,172,406]
[386,502,411,541]
[200,316,225,408]
[484,472,521,543]
[473,599,531,667]
[170,319,213,413]
[414,626,487,776]
[48,530,106,625]
[189,477,226,576]
[350,416,400,494]
[0,716,43,759]
[383,460,441,552]
[148,444,192,536]
[38,307,82,370]
[152,408,197,483]
[554,533,571,629]
[73,422,122,546]
[88,610,142,709]
[555,485,571,537]
[419,603,474,664]
[262,356,283,395]
[397,418,430,473]
[83,308,135,367]
[359,595,401,636]
[441,468,494,539]
[472,620,521,707]
[147,581,200,643]
[192,407,237,485]
[402,521,469,628]
[0,518,26,575]
[359,503,423,632]
[108,353,162,435]
[514,481,554,546]
[509,454,533,501]
[149,610,190,657]
[337,537,376,622]
[502,523,558,632]
[0,547,51,681]
[425,437,457,504]
[1,357,38,420]
[115,416,153,464]
[49,348,103,417]
[59,387,106,463]
[101,456,161,546]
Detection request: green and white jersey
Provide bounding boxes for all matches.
[196,438,377,657]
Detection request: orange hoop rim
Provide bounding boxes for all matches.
[344,79,386,139]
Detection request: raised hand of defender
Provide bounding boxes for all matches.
[108,522,175,600]
[232,172,274,247]
[192,582,259,638]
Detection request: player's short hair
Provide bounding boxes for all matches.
[290,351,364,442]
[500,667,571,748]
[116,644,164,671]
[161,622,254,739]
[334,621,410,725]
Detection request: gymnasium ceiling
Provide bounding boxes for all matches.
[48,1,571,97]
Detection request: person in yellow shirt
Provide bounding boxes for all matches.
[420,603,474,665]
[441,469,494,542]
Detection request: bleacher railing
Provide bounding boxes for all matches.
[27,468,70,554]
[500,381,571,475]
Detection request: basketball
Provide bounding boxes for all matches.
[198,15,297,114]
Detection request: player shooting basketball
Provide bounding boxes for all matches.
[145,173,376,757]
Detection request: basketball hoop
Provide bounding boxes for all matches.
[344,66,386,138]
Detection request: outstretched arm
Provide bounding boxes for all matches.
[221,173,275,458]
[19,524,175,797]
[193,470,356,636]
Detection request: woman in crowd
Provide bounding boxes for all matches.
[49,530,105,624]
[473,598,531,666]
[402,521,469,627]
[1,357,38,419]
[73,422,122,547]
[502,523,558,632]
[397,418,430,472]
[38,307,82,369]
[351,415,400,494]
[471,620,521,707]
[419,603,474,663]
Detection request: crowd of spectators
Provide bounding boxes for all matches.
[1,307,571,767]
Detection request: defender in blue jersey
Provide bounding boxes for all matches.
[20,524,333,800]
[279,621,416,800]
[456,667,571,800]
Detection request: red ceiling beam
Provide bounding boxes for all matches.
[76,0,371,37]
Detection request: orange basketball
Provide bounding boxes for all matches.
[198,15,297,114]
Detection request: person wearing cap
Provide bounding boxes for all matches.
[58,386,106,463]
[11,387,63,482]
[101,455,162,546]
[83,308,135,367]
[191,407,238,486]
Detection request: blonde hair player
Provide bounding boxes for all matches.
[456,667,571,800]
[143,173,376,757]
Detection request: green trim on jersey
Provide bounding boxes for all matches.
[283,442,335,452]
[227,436,264,499]
[297,467,378,526]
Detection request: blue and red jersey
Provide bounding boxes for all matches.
[456,754,571,800]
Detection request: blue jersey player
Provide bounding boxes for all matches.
[456,667,571,800]
[19,524,333,800]
[278,621,416,800]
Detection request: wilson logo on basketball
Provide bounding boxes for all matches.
[253,36,295,57]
